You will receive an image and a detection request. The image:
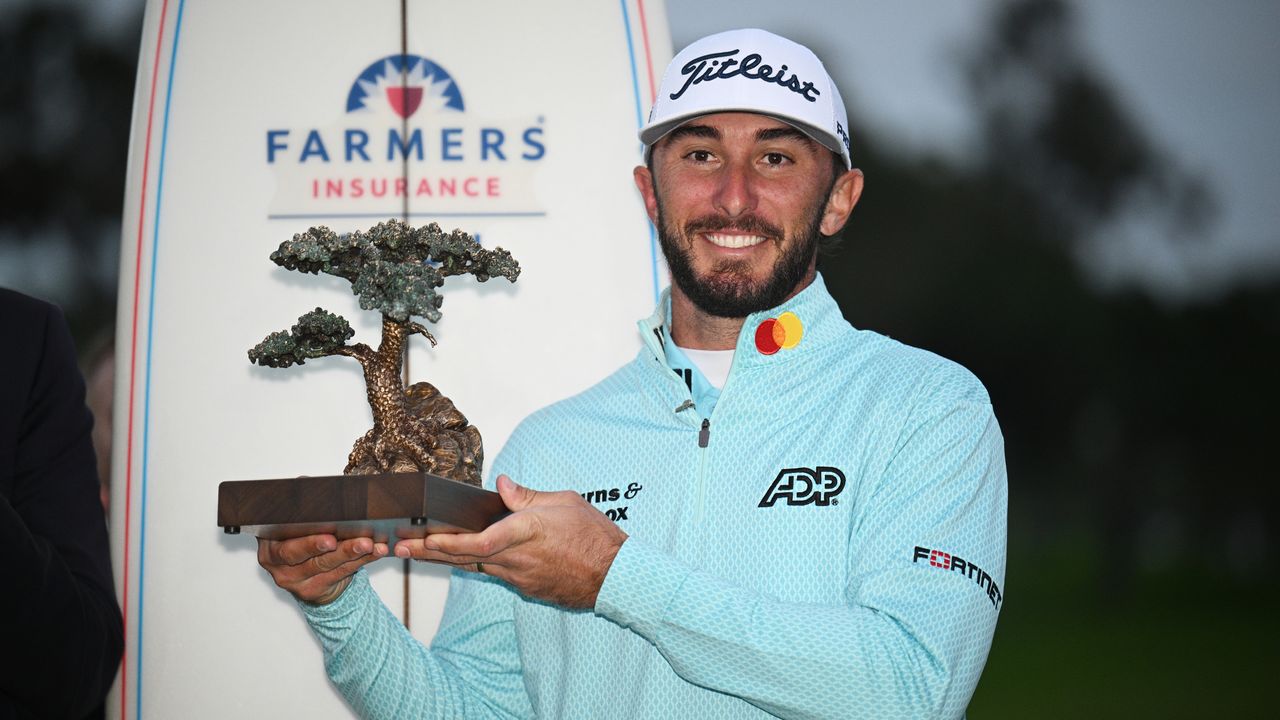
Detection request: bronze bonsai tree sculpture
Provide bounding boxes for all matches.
[248,219,519,486]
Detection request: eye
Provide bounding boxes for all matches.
[686,149,715,163]
[762,152,791,166]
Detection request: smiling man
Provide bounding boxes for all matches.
[638,110,857,346]
[260,28,1007,719]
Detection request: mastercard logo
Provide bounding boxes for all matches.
[754,312,804,355]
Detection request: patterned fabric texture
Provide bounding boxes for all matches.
[302,274,1008,719]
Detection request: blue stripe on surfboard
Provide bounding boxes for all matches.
[619,0,661,305]
[138,0,186,716]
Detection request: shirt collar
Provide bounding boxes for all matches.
[638,272,843,369]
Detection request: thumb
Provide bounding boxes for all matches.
[496,474,539,511]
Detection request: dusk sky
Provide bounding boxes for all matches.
[1,0,1275,304]
[669,0,1280,302]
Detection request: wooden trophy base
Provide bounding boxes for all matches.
[217,471,508,543]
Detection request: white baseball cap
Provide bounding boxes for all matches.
[640,28,852,169]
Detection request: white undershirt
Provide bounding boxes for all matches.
[676,346,735,390]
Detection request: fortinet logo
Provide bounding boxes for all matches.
[758,467,846,507]
[913,546,1003,610]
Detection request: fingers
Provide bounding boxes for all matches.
[389,518,523,575]
[389,480,580,565]
[391,536,492,579]
[419,511,541,560]
[257,534,389,605]
[392,531,498,564]
[291,544,386,605]
[391,545,513,585]
[258,534,337,567]
[496,474,538,511]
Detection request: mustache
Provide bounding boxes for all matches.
[682,214,783,239]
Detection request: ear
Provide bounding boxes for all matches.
[820,168,864,237]
[633,165,659,226]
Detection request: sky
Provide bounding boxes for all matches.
[1,0,1275,304]
[667,0,1280,301]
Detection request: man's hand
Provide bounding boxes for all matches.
[394,475,627,609]
[258,534,388,606]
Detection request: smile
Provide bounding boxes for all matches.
[704,233,766,249]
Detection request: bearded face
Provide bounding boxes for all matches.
[636,113,853,323]
[654,178,830,318]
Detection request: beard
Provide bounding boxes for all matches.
[656,196,826,319]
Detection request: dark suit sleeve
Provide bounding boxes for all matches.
[0,293,123,719]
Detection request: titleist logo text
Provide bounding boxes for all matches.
[670,49,820,103]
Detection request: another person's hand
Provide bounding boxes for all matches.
[395,475,628,609]
[258,534,388,605]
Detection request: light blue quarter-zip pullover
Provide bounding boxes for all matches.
[302,274,1008,719]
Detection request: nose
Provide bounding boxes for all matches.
[711,159,758,218]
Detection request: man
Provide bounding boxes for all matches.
[1,289,124,719]
[260,28,1006,719]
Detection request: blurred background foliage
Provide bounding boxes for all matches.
[0,0,1273,716]
[823,2,1277,714]
[0,0,139,348]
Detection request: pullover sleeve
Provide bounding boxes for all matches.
[594,392,1008,719]
[300,436,536,719]
[301,568,533,719]
[0,299,123,719]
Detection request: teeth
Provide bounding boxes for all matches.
[705,233,766,249]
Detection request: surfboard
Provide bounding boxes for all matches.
[111,1,671,716]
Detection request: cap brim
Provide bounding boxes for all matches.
[641,110,851,169]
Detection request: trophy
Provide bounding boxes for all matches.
[217,219,518,542]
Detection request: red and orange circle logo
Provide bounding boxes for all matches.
[754,312,804,355]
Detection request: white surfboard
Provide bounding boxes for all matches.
[110,1,671,717]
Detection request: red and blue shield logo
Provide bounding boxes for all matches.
[346,54,464,118]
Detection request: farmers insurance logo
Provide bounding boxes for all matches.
[265,53,547,218]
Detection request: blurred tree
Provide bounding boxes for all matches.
[820,0,1276,600]
[968,0,1214,240]
[0,2,141,346]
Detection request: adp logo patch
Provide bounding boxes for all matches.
[758,466,846,507]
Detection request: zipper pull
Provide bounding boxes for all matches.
[698,418,711,448]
